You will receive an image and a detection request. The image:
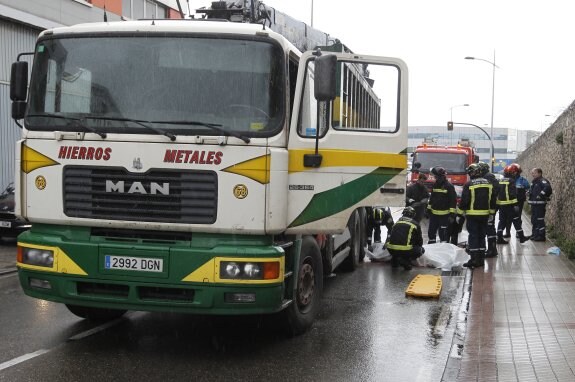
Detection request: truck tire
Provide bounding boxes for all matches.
[283,236,323,336]
[341,210,361,272]
[321,235,334,276]
[65,304,126,321]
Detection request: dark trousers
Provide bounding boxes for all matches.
[389,247,423,267]
[428,214,449,243]
[505,201,524,234]
[486,210,497,241]
[497,205,525,237]
[531,204,547,238]
[467,216,488,255]
[412,202,427,223]
[366,222,382,243]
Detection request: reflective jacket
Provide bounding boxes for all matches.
[528,177,552,205]
[496,177,518,206]
[386,216,423,251]
[515,176,530,203]
[427,179,456,216]
[484,172,500,195]
[460,178,496,216]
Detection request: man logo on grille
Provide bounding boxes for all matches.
[106,180,169,195]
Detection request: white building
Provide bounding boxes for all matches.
[408,125,540,173]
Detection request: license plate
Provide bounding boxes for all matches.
[104,255,163,272]
[0,221,11,228]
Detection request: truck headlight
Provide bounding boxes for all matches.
[224,262,241,278]
[220,261,279,280]
[19,247,54,268]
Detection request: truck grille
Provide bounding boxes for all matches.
[63,166,217,224]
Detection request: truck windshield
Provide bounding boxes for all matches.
[414,152,468,174]
[26,36,284,138]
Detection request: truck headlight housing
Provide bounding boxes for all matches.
[18,247,54,268]
[220,261,279,280]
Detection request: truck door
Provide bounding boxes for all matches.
[286,52,408,234]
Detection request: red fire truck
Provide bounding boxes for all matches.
[410,141,479,199]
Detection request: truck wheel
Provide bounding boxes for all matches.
[322,235,334,276]
[283,236,323,336]
[341,210,361,272]
[65,304,126,321]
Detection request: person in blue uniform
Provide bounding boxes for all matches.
[528,168,552,241]
[504,163,529,238]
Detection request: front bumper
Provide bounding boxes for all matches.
[17,225,286,315]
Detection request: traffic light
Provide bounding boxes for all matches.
[447,121,454,131]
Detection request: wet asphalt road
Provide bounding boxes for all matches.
[0,238,467,382]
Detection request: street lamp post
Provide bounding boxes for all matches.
[465,52,499,171]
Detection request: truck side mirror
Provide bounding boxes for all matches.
[314,55,337,101]
[10,61,28,101]
[11,61,28,120]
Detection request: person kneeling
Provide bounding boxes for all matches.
[386,207,425,271]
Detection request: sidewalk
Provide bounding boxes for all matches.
[455,215,575,381]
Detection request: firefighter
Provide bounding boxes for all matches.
[478,161,500,257]
[365,206,394,247]
[426,167,457,244]
[460,163,496,268]
[495,165,528,247]
[386,206,424,271]
[528,168,552,241]
[504,163,530,238]
[406,172,430,222]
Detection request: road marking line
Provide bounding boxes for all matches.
[0,349,51,371]
[68,318,124,340]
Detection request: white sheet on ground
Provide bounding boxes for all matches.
[419,243,469,271]
[365,243,392,262]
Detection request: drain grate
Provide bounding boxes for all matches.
[441,270,464,277]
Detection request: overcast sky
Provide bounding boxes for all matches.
[191,0,575,132]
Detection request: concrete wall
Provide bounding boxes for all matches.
[517,99,575,239]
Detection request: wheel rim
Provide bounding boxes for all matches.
[297,260,315,311]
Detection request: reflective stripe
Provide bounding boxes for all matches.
[387,221,416,250]
[429,209,450,215]
[432,188,448,193]
[465,210,490,216]
[528,201,547,205]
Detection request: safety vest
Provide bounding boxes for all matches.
[427,182,456,216]
[496,177,518,206]
[461,178,494,216]
[387,217,420,251]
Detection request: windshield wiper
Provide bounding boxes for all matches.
[26,113,107,139]
[80,116,251,143]
[81,116,177,141]
[152,120,251,144]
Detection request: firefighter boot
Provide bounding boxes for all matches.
[518,231,529,243]
[485,239,498,258]
[474,251,485,268]
[463,253,475,268]
[496,234,508,245]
